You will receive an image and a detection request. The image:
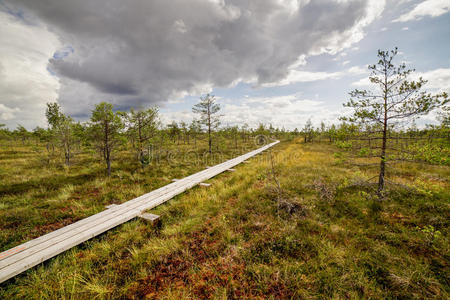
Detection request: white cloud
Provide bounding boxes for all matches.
[162,94,345,130]
[3,0,385,128]
[332,51,349,61]
[0,11,60,129]
[289,54,307,69]
[393,0,450,22]
[263,65,368,87]
[351,77,371,87]
[173,19,187,33]
[0,104,20,121]
[347,66,368,75]
[221,95,343,129]
[262,70,342,87]
[160,110,193,125]
[415,68,450,93]
[352,68,450,93]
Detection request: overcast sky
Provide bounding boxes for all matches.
[0,0,449,130]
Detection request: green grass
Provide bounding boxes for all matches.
[0,138,258,252]
[0,139,449,299]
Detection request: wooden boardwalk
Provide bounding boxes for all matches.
[0,141,279,283]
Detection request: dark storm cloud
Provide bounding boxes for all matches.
[7,0,384,115]
[50,58,138,95]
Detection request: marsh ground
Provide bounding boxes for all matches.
[0,138,448,299]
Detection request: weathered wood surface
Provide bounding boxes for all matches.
[138,213,160,225]
[0,140,279,283]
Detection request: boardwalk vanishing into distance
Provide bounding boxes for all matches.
[0,141,279,284]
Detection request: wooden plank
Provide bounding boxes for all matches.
[0,208,140,283]
[1,170,234,276]
[199,183,211,187]
[1,141,276,265]
[0,158,235,263]
[227,168,236,172]
[0,168,228,270]
[0,140,279,283]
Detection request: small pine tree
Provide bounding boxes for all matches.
[302,119,314,143]
[46,102,75,165]
[90,102,124,176]
[192,94,221,153]
[122,107,159,160]
[189,119,202,147]
[342,48,447,197]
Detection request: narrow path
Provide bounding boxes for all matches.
[0,141,279,283]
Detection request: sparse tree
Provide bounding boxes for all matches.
[320,121,326,133]
[342,48,447,196]
[189,119,202,147]
[327,124,337,143]
[230,125,239,149]
[241,123,250,142]
[302,119,314,143]
[192,94,221,153]
[32,126,48,145]
[180,121,189,144]
[90,102,124,176]
[122,107,159,159]
[15,125,29,145]
[167,121,180,144]
[72,122,89,148]
[255,123,266,136]
[46,102,75,165]
[0,124,10,140]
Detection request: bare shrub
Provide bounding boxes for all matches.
[312,178,337,203]
[278,197,309,218]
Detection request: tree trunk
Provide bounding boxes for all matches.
[208,131,212,154]
[138,117,143,159]
[105,120,111,176]
[106,151,111,176]
[208,123,212,154]
[378,126,387,197]
[65,142,70,166]
[378,70,389,198]
[208,105,212,153]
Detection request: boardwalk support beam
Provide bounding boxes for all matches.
[138,213,160,225]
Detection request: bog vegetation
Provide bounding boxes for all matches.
[0,49,449,298]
